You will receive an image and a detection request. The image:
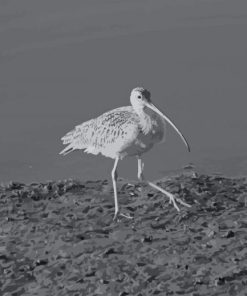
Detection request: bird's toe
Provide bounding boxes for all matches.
[113,211,133,221]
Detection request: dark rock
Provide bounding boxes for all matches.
[141,235,153,243]
[223,230,235,238]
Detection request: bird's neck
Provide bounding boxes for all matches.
[137,107,155,135]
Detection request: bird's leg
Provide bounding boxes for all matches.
[147,181,191,211]
[146,181,180,211]
[137,156,144,182]
[112,157,132,220]
[137,157,191,211]
[136,156,145,198]
[112,157,119,220]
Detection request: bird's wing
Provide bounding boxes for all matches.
[60,106,140,155]
[89,107,140,150]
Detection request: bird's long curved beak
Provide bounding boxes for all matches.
[146,102,191,152]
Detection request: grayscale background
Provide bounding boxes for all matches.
[0,0,247,183]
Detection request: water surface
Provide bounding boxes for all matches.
[0,0,247,183]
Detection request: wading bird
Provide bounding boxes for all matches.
[60,87,191,220]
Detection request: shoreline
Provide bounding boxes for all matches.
[1,173,247,295]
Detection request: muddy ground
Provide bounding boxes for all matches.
[0,173,247,296]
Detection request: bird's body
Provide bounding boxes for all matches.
[60,105,166,159]
[60,87,191,219]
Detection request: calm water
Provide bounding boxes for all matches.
[1,0,247,183]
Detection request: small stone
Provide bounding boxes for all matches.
[141,235,153,243]
[223,230,235,238]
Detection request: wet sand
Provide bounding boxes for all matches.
[1,173,247,295]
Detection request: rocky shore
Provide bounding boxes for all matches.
[1,174,247,295]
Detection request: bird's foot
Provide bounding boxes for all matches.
[174,197,192,208]
[147,181,191,211]
[113,211,133,221]
[168,194,192,211]
[166,192,181,212]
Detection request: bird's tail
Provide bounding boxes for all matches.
[59,144,75,156]
[59,128,78,156]
[60,124,87,156]
[60,121,91,156]
[61,129,77,145]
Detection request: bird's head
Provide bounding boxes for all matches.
[130,87,191,152]
[130,87,152,111]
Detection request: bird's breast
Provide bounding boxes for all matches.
[139,114,166,144]
[120,113,166,157]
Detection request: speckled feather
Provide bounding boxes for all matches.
[60,105,166,159]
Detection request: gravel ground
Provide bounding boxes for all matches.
[1,173,247,296]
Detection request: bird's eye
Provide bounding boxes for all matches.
[137,95,142,99]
